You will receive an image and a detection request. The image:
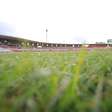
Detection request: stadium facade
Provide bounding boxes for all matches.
[0,35,111,50]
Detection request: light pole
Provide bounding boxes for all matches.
[46,28,48,43]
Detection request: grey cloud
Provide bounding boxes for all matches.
[0,21,15,35]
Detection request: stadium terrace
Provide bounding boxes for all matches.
[0,35,112,51]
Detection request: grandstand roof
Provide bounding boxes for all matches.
[0,35,38,42]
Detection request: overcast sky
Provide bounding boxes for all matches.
[0,0,112,43]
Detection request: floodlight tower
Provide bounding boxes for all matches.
[46,28,48,43]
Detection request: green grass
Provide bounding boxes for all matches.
[0,49,112,112]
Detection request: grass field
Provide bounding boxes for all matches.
[0,49,112,112]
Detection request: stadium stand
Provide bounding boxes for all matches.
[0,35,111,51]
